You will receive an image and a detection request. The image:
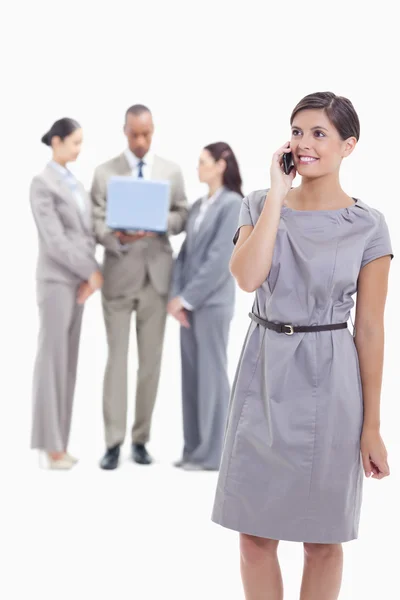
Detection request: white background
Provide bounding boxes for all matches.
[1,1,399,598]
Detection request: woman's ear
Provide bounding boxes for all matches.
[217,159,227,174]
[343,136,357,158]
[51,135,62,149]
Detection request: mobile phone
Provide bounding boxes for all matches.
[282,152,293,175]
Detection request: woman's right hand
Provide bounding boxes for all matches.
[270,142,297,202]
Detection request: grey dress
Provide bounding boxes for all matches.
[211,189,393,544]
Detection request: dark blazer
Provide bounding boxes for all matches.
[171,187,242,310]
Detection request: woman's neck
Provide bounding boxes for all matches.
[208,179,223,198]
[292,174,352,210]
[52,155,67,168]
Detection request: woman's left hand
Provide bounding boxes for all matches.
[77,282,93,305]
[167,297,184,316]
[167,297,190,328]
[360,428,390,479]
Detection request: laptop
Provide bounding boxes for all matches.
[106,176,170,232]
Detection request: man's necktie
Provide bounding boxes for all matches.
[137,160,145,178]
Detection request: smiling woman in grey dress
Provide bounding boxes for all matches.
[211,92,393,600]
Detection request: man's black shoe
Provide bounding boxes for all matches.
[132,443,153,465]
[100,445,120,470]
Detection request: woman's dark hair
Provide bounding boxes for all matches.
[290,92,360,141]
[204,142,243,197]
[41,118,81,146]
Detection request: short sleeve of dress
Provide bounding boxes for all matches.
[233,195,254,245]
[361,213,394,269]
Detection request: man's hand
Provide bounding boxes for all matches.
[114,231,157,244]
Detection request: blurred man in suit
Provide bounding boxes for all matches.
[91,104,188,469]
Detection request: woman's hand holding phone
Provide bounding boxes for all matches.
[270,142,296,203]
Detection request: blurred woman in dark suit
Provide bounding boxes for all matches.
[168,142,243,470]
[30,118,103,469]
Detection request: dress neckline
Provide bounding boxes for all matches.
[281,198,360,214]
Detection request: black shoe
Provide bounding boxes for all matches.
[132,443,153,465]
[100,445,120,470]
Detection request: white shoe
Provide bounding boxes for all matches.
[65,453,78,465]
[40,453,73,470]
[47,456,73,470]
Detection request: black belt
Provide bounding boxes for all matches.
[249,312,348,336]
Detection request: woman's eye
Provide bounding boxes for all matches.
[291,129,301,137]
[314,130,325,138]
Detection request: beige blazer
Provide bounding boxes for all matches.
[91,153,188,297]
[30,164,98,284]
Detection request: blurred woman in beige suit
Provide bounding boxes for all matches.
[30,118,103,469]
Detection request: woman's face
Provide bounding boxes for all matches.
[290,109,356,178]
[198,149,225,184]
[53,128,83,163]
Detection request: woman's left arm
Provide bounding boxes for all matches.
[355,255,392,479]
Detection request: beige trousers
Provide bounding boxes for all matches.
[102,279,167,448]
